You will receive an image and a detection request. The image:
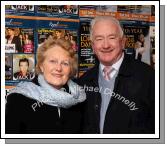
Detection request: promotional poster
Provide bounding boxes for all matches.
[122,21,150,65]
[79,20,96,77]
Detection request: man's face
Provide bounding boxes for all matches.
[91,19,126,66]
[55,31,61,38]
[19,61,29,74]
[7,29,14,36]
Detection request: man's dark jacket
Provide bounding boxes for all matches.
[78,54,155,134]
[11,36,22,52]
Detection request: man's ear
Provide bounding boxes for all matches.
[122,36,127,48]
[91,41,95,53]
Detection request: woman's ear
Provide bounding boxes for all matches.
[40,64,44,73]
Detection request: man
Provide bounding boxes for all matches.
[55,30,63,39]
[79,16,155,134]
[6,28,22,53]
[14,58,35,80]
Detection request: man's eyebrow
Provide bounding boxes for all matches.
[94,35,103,38]
[108,34,116,36]
[94,34,118,39]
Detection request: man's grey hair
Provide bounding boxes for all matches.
[90,16,124,41]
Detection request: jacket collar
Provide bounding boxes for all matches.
[92,54,133,78]
[117,54,134,77]
[81,54,134,87]
[86,63,100,86]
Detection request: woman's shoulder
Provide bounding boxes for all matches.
[6,77,40,107]
[6,92,38,108]
[31,75,40,85]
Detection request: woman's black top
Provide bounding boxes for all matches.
[5,77,84,134]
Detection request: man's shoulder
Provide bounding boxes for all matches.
[123,55,154,74]
[79,65,99,81]
[132,59,154,74]
[13,72,19,77]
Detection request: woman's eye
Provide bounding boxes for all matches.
[50,60,56,63]
[62,62,70,66]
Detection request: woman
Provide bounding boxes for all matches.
[23,34,34,53]
[134,34,146,61]
[70,35,77,52]
[5,37,86,134]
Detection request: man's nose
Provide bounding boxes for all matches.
[103,39,110,49]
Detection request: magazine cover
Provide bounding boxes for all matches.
[117,5,151,15]
[38,28,54,46]
[36,5,78,19]
[36,5,60,17]
[5,27,22,53]
[38,28,78,52]
[5,5,35,16]
[64,30,78,52]
[122,22,150,65]
[58,5,79,17]
[5,27,34,53]
[78,21,96,77]
[5,54,12,80]
[13,54,35,80]
[95,5,117,17]
[79,5,96,18]
[20,28,34,53]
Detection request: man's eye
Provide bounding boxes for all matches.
[95,38,103,41]
[109,37,116,39]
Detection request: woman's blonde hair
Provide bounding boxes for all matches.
[36,37,77,78]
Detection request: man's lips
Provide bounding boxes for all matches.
[101,49,114,53]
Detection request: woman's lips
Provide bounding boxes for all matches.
[51,73,62,78]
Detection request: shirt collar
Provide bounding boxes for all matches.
[100,53,124,72]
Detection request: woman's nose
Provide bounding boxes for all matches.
[55,63,62,72]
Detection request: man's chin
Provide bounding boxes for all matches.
[100,59,114,66]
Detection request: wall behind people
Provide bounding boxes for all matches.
[5,5,155,89]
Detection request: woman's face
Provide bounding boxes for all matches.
[40,45,71,89]
[25,34,28,39]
